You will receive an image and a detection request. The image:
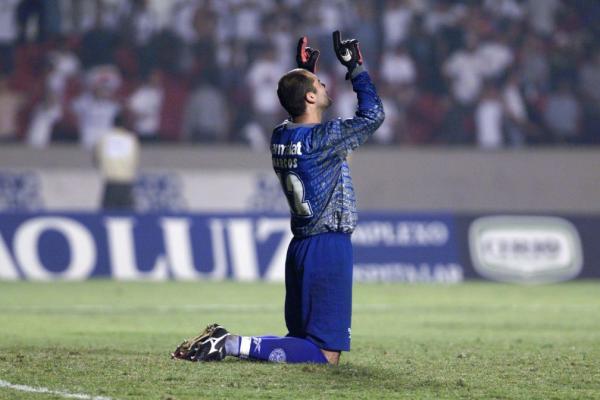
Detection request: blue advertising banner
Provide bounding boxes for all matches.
[0,212,461,282]
[351,213,462,283]
[1,212,597,283]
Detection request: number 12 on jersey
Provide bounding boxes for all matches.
[276,171,313,217]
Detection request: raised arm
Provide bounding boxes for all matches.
[318,31,385,159]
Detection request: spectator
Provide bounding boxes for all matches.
[0,76,25,141]
[543,80,581,144]
[170,0,201,45]
[127,0,161,76]
[181,71,230,143]
[526,0,561,37]
[380,44,416,86]
[502,71,528,147]
[382,0,414,49]
[26,91,62,148]
[478,33,514,80]
[483,0,525,21]
[406,16,442,92]
[58,0,98,34]
[579,49,600,143]
[475,83,504,149]
[17,0,46,43]
[0,0,19,75]
[46,37,80,100]
[333,82,357,121]
[424,0,467,35]
[79,7,119,69]
[579,49,600,109]
[351,3,378,70]
[376,93,402,144]
[71,66,122,149]
[519,33,551,92]
[231,0,274,43]
[0,0,599,148]
[443,33,483,106]
[245,46,286,138]
[128,69,164,142]
[95,114,140,210]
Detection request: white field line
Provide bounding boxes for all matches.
[0,379,113,400]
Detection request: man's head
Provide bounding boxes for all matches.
[277,69,331,119]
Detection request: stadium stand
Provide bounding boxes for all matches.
[0,0,598,148]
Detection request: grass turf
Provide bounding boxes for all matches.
[0,281,599,399]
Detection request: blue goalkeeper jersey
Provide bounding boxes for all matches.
[271,71,385,238]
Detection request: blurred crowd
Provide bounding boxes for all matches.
[0,0,599,149]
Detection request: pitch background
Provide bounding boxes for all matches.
[1,281,599,399]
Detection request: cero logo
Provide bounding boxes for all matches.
[469,216,583,284]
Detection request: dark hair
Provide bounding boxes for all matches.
[277,69,316,117]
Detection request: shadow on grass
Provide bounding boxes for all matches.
[229,360,449,393]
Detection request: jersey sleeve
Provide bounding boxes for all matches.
[317,71,385,159]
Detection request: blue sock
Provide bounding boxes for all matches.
[226,335,328,364]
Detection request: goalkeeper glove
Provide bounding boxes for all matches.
[296,36,320,73]
[332,30,364,80]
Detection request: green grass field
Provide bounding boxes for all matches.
[1,281,599,400]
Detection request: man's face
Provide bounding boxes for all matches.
[305,71,332,110]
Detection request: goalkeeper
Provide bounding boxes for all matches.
[172,31,384,365]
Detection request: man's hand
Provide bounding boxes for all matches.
[332,31,363,79]
[296,36,320,73]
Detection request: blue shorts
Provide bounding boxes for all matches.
[284,232,353,352]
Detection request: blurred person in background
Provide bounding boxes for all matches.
[423,0,467,35]
[95,113,139,210]
[45,35,80,101]
[502,69,528,147]
[477,31,514,81]
[128,68,164,142]
[518,33,551,93]
[382,0,415,50]
[443,32,483,107]
[352,1,378,70]
[0,76,25,142]
[170,0,201,45]
[245,45,287,146]
[79,4,119,69]
[262,8,294,69]
[483,0,525,21]
[0,0,19,75]
[543,79,582,144]
[475,82,504,149]
[71,65,122,149]
[579,49,600,109]
[380,43,416,87]
[126,0,161,76]
[57,0,95,34]
[406,15,442,93]
[16,0,48,43]
[26,91,62,148]
[526,0,561,37]
[441,32,481,144]
[373,86,402,144]
[181,69,230,143]
[0,0,597,148]
[579,48,600,143]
